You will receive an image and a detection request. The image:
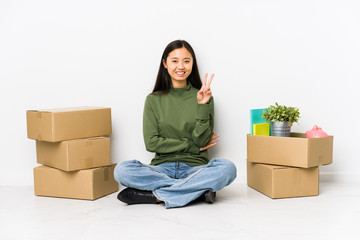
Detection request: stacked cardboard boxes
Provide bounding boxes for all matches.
[27,107,119,200]
[247,133,334,198]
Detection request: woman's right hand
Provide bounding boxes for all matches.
[197,73,214,104]
[200,132,219,151]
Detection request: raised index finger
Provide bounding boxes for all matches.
[202,73,208,88]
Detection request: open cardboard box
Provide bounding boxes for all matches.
[247,133,333,168]
[247,161,319,199]
[27,107,112,142]
[34,164,119,200]
[36,137,111,171]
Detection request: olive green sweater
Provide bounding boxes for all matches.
[143,84,214,166]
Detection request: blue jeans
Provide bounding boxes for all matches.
[114,158,237,209]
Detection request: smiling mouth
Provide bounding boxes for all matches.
[176,72,185,76]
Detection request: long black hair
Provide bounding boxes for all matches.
[152,40,202,94]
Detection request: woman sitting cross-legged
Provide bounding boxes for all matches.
[113,40,237,209]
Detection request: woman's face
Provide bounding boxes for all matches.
[163,47,193,87]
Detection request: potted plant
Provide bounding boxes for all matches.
[262,102,300,137]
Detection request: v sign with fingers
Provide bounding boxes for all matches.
[197,73,214,104]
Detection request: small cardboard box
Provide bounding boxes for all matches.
[36,137,111,171]
[34,164,119,200]
[247,133,333,168]
[27,107,112,142]
[247,161,319,199]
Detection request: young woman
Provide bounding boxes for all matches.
[114,40,237,209]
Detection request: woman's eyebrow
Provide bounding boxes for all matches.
[170,57,191,59]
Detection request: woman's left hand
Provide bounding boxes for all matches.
[197,73,214,104]
[200,132,219,152]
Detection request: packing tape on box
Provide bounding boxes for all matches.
[36,112,42,118]
[37,134,42,141]
[104,167,109,181]
[85,140,93,147]
[85,157,94,168]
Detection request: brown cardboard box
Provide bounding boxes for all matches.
[27,107,112,142]
[247,161,319,199]
[36,137,111,171]
[34,164,119,200]
[247,133,333,168]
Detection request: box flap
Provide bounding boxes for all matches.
[65,136,109,143]
[35,106,110,113]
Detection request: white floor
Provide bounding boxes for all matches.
[1,179,360,240]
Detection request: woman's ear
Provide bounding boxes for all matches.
[163,59,167,69]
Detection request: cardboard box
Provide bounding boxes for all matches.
[247,161,319,199]
[27,107,112,142]
[247,133,333,168]
[34,164,119,200]
[36,137,111,171]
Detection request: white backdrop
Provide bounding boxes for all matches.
[1,0,359,186]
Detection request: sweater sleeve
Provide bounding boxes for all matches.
[192,97,214,148]
[143,96,200,154]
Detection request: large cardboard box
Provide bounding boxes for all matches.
[27,107,112,142]
[247,161,319,199]
[247,133,333,168]
[36,137,111,171]
[34,164,119,200]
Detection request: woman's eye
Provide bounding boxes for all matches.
[185,61,190,63]
[172,60,177,63]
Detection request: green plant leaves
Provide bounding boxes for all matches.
[262,102,300,126]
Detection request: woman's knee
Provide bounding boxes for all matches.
[113,160,140,184]
[211,158,237,182]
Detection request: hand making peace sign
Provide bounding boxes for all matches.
[197,73,214,104]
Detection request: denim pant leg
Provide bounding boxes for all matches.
[153,158,237,209]
[113,160,177,191]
